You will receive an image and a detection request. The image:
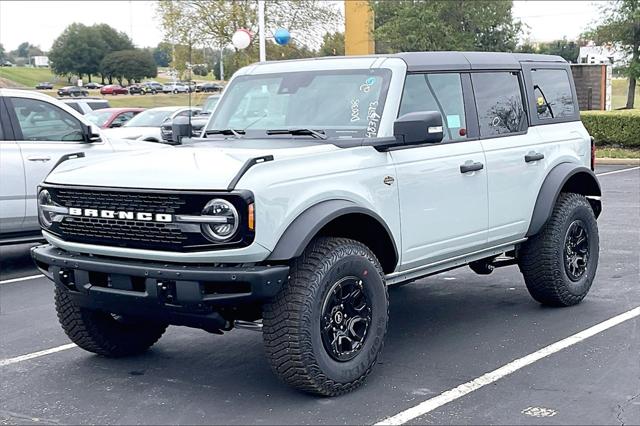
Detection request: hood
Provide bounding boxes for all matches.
[45,139,340,190]
[103,126,162,141]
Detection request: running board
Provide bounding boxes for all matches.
[385,239,526,286]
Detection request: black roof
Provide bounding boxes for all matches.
[393,51,566,71]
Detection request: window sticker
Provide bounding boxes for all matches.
[350,98,360,122]
[446,114,461,128]
[366,100,381,137]
[359,76,376,93]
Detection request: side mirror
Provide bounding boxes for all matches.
[110,121,124,128]
[171,115,192,144]
[83,123,102,142]
[393,111,443,145]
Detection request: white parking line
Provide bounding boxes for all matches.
[596,166,640,177]
[0,274,44,285]
[0,343,77,367]
[375,306,640,425]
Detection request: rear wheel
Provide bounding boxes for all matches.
[519,193,599,306]
[263,237,388,396]
[54,287,167,357]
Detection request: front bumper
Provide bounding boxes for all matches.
[32,244,288,331]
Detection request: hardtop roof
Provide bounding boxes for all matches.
[393,51,566,71]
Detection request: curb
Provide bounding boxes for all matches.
[596,158,640,166]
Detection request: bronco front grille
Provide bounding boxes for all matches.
[43,186,254,252]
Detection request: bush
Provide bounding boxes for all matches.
[581,110,640,148]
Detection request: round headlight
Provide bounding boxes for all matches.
[38,189,54,228]
[201,199,239,242]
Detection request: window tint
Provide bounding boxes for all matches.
[88,101,109,111]
[10,97,84,142]
[112,112,135,126]
[66,102,84,114]
[400,73,467,142]
[472,72,527,137]
[531,69,575,119]
[0,117,3,139]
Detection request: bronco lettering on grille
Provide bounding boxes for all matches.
[68,208,173,222]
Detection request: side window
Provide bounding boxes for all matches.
[400,73,467,142]
[66,102,84,114]
[472,72,527,137]
[10,97,84,142]
[112,112,134,126]
[531,69,575,120]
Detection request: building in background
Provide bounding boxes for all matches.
[571,64,612,111]
[31,55,49,67]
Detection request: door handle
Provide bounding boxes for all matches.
[525,152,544,163]
[460,162,484,174]
[27,156,51,162]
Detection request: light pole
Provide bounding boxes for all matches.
[258,0,266,62]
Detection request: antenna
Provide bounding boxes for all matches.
[188,32,192,135]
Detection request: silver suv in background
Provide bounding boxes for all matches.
[0,89,163,244]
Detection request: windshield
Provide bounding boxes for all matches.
[206,69,391,138]
[201,96,220,114]
[124,109,174,127]
[85,110,112,127]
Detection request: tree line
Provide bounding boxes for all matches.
[48,23,156,85]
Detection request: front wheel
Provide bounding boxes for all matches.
[519,193,599,306]
[263,237,388,396]
[54,287,167,357]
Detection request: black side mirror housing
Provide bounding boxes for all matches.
[171,116,192,144]
[83,123,101,143]
[393,111,444,145]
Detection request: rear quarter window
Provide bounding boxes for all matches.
[531,69,575,120]
[88,101,109,111]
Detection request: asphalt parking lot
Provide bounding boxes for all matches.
[1,165,638,425]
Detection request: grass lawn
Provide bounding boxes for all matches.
[38,89,214,108]
[596,147,640,159]
[611,78,639,109]
[0,67,63,88]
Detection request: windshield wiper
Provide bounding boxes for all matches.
[204,129,245,138]
[266,128,328,140]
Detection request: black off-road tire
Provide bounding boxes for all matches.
[54,287,167,357]
[519,192,599,306]
[263,237,389,396]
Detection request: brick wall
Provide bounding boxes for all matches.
[571,64,608,111]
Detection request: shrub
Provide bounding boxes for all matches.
[581,110,640,148]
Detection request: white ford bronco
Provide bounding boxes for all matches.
[32,52,601,396]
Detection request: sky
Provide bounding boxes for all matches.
[0,0,603,52]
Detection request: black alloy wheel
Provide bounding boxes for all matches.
[321,276,372,362]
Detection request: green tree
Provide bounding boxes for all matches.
[100,49,157,85]
[536,38,580,63]
[49,23,133,83]
[319,32,344,56]
[156,0,340,58]
[371,0,521,53]
[585,0,639,109]
[153,42,172,67]
[14,42,42,58]
[0,43,6,62]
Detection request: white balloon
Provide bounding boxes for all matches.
[232,29,251,49]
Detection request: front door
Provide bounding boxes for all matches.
[391,72,488,270]
[5,96,113,231]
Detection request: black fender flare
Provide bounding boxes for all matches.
[267,199,398,264]
[526,163,601,237]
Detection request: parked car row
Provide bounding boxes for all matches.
[35,81,225,96]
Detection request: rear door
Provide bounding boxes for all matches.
[5,96,114,231]
[472,71,548,244]
[0,97,26,235]
[391,72,488,270]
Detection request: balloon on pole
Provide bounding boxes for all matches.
[232,29,252,49]
[273,28,291,46]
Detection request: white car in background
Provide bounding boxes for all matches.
[162,82,190,94]
[0,88,164,244]
[103,106,201,142]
